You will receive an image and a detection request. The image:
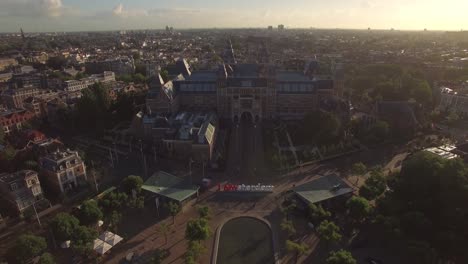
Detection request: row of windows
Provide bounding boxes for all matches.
[277,83,315,93]
[1,117,29,126]
[279,107,312,113]
[180,83,216,92]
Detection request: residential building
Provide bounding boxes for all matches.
[0,58,18,71]
[63,71,115,93]
[10,73,47,89]
[439,87,468,117]
[0,170,43,215]
[0,109,35,135]
[85,57,135,76]
[1,86,41,108]
[39,149,87,195]
[24,97,46,117]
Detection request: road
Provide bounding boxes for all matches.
[226,116,266,184]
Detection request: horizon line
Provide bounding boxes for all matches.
[1,26,466,34]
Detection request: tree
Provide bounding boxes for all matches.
[447,110,460,129]
[159,222,170,244]
[375,151,468,261]
[23,160,39,170]
[71,225,98,255]
[121,175,143,195]
[185,241,205,264]
[197,206,210,219]
[75,72,88,80]
[285,240,308,263]
[0,126,4,144]
[309,204,331,223]
[13,234,47,264]
[160,70,169,82]
[281,219,296,237]
[367,121,390,143]
[132,52,141,61]
[167,201,181,224]
[282,200,297,220]
[38,252,56,264]
[99,191,128,213]
[1,145,16,161]
[91,83,111,111]
[317,220,342,244]
[78,200,103,226]
[326,250,357,264]
[50,213,80,242]
[299,111,342,145]
[108,211,122,232]
[46,56,67,70]
[151,248,169,264]
[185,218,211,242]
[118,74,133,83]
[346,196,372,223]
[359,169,387,200]
[75,82,111,135]
[133,73,146,83]
[351,162,367,176]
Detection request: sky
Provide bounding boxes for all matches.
[0,0,467,32]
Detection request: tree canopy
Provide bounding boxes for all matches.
[309,204,331,223]
[38,252,56,264]
[346,196,372,223]
[317,220,342,244]
[75,82,111,135]
[280,219,296,236]
[359,169,387,200]
[185,218,211,242]
[78,200,103,226]
[351,162,367,176]
[13,234,47,264]
[99,191,128,213]
[197,206,210,219]
[296,110,342,145]
[376,151,468,262]
[348,64,433,108]
[121,175,143,195]
[50,213,80,242]
[71,225,98,255]
[285,240,308,262]
[46,56,67,70]
[326,250,357,264]
[167,201,181,224]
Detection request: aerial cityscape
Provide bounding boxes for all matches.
[1,1,468,264]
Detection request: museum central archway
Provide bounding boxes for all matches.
[240,111,253,124]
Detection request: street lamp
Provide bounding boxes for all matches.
[189,158,194,185]
[19,200,42,227]
[113,141,119,163]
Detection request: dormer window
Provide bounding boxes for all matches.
[10,183,18,191]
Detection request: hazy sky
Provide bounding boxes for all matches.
[0,0,467,32]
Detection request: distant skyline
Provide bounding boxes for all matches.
[0,0,467,32]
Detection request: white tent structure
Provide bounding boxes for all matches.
[99,231,123,247]
[93,239,112,255]
[60,240,71,249]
